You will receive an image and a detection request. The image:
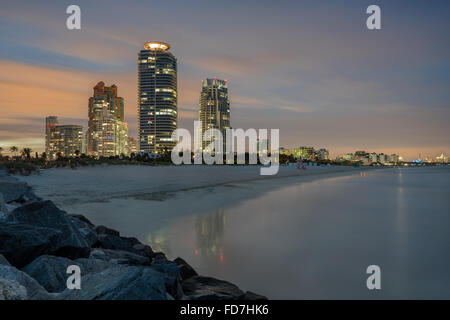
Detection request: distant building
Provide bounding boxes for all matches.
[128,137,138,155]
[138,41,177,154]
[318,148,329,160]
[343,153,354,161]
[45,116,58,156]
[279,147,291,156]
[293,146,315,160]
[45,117,83,159]
[198,78,230,152]
[88,81,129,157]
[390,154,399,164]
[370,152,378,163]
[378,153,387,164]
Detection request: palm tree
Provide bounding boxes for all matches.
[22,148,32,160]
[75,150,80,157]
[0,146,3,158]
[10,146,18,157]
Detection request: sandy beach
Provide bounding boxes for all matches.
[16,165,367,243]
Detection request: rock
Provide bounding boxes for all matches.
[0,181,40,203]
[69,214,95,228]
[0,221,61,268]
[182,276,245,300]
[6,201,90,260]
[95,234,137,252]
[22,255,75,293]
[133,243,153,257]
[22,255,113,293]
[151,252,169,263]
[69,216,98,247]
[95,225,120,237]
[59,266,168,300]
[239,291,268,300]
[174,257,198,281]
[0,278,28,300]
[89,249,151,266]
[0,254,10,266]
[0,264,52,299]
[0,193,8,216]
[151,262,183,299]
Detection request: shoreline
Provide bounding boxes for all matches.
[15,165,375,244]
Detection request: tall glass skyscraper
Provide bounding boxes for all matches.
[198,78,230,151]
[138,41,177,154]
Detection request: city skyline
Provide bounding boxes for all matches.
[1,1,449,160]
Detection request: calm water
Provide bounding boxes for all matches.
[139,167,450,299]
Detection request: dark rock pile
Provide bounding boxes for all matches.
[0,169,267,300]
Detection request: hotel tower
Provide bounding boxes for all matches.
[138,41,178,154]
[198,78,230,152]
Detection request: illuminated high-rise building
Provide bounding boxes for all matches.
[45,116,58,156]
[88,81,128,157]
[138,42,177,154]
[198,78,230,152]
[45,117,83,160]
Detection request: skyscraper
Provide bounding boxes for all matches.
[138,41,177,154]
[88,81,128,157]
[45,116,58,156]
[198,78,230,152]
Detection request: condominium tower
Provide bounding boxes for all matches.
[198,78,230,152]
[88,81,128,157]
[45,116,83,159]
[138,41,177,154]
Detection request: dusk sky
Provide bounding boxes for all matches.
[1,0,449,160]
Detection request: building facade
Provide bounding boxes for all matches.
[45,116,58,156]
[138,41,178,154]
[198,78,230,152]
[88,81,128,157]
[45,117,83,159]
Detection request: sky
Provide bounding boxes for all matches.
[0,0,449,160]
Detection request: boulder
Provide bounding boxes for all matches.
[0,254,10,266]
[174,257,198,281]
[22,255,75,293]
[69,216,98,247]
[6,201,90,260]
[22,255,113,293]
[0,181,40,203]
[95,225,120,237]
[182,276,244,300]
[0,278,28,300]
[0,264,52,299]
[89,248,151,266]
[0,221,61,268]
[94,233,146,256]
[151,262,183,299]
[133,243,153,257]
[59,266,168,300]
[69,214,95,228]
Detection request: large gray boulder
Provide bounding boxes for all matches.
[22,255,76,293]
[0,221,61,268]
[151,262,183,299]
[182,276,245,300]
[22,255,112,293]
[0,277,28,300]
[69,215,98,247]
[60,266,168,300]
[0,264,52,299]
[6,201,90,260]
[174,257,198,281]
[0,180,40,203]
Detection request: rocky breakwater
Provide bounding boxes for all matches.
[0,169,266,300]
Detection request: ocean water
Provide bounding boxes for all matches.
[145,167,450,299]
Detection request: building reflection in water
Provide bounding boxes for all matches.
[194,208,226,264]
[145,227,171,257]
